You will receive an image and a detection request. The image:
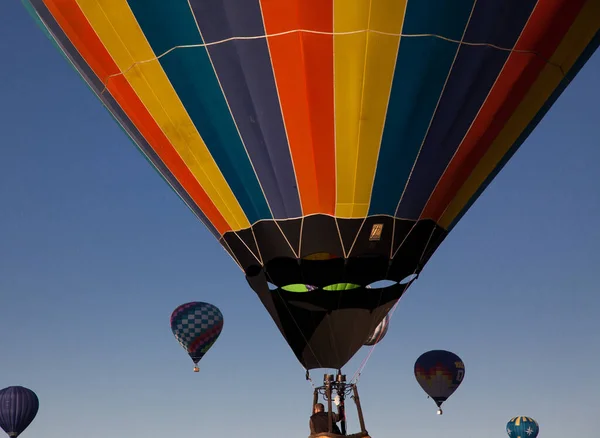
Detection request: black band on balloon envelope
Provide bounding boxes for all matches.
[221,214,448,283]
[220,214,449,370]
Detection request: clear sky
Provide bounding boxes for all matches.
[1,2,600,438]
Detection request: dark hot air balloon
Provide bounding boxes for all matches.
[170,302,224,372]
[21,0,600,376]
[414,350,465,414]
[507,416,539,438]
[0,386,39,438]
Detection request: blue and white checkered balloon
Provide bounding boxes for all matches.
[170,302,224,371]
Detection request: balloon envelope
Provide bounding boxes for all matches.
[170,302,224,365]
[22,0,600,371]
[0,386,39,438]
[507,416,539,438]
[414,350,465,407]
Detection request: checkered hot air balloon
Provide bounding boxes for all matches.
[506,416,539,438]
[170,302,224,372]
[414,350,465,414]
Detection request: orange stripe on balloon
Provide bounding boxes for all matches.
[43,0,231,234]
[421,0,586,222]
[260,0,335,216]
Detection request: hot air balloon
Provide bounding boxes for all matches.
[507,416,539,438]
[0,386,39,438]
[414,350,465,414]
[364,313,391,346]
[170,302,224,372]
[21,0,600,433]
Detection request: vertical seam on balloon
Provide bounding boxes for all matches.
[230,230,262,266]
[298,216,305,258]
[348,2,374,218]
[417,1,541,224]
[251,218,298,262]
[186,0,276,224]
[248,227,265,265]
[343,1,379,258]
[341,1,409,259]
[362,4,408,210]
[332,0,344,256]
[275,221,300,259]
[392,217,436,264]
[359,0,409,260]
[190,2,296,223]
[255,2,301,258]
[219,237,248,272]
[332,0,338,215]
[346,218,368,257]
[187,2,297,258]
[391,0,479,218]
[334,218,348,258]
[257,1,305,220]
[91,0,244,233]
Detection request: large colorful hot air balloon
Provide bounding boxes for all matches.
[170,302,224,372]
[414,350,465,414]
[507,416,539,438]
[21,0,600,373]
[0,386,39,438]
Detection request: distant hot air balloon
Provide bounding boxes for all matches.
[414,350,465,414]
[21,0,600,377]
[0,386,39,438]
[507,416,539,438]
[364,313,391,346]
[170,302,224,372]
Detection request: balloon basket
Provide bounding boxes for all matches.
[308,371,369,437]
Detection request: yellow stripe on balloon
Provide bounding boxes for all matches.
[440,0,600,229]
[334,0,407,217]
[76,0,250,230]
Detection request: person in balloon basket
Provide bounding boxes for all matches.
[310,403,342,435]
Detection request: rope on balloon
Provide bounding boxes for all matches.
[349,223,439,385]
[98,28,567,96]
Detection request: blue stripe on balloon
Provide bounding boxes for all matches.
[395,0,538,219]
[188,0,302,219]
[368,0,475,216]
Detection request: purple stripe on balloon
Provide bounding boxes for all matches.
[189,0,302,219]
[396,0,537,219]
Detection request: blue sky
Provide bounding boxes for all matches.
[1,2,599,437]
